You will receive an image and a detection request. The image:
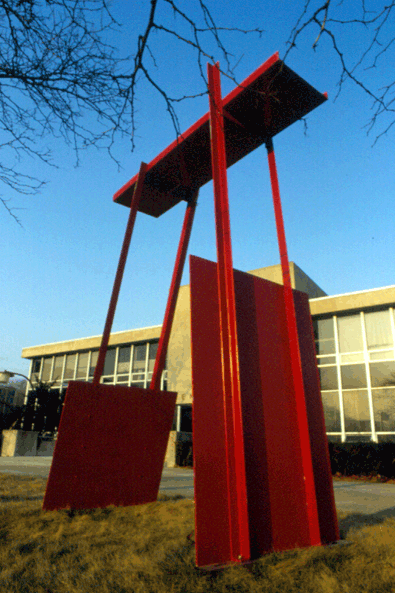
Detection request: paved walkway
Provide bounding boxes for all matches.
[0,456,195,498]
[1,457,395,517]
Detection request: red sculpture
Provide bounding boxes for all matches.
[44,52,339,569]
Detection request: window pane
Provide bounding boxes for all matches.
[116,376,129,384]
[342,389,371,432]
[365,310,393,350]
[103,348,116,376]
[370,361,395,387]
[318,367,338,390]
[64,354,76,380]
[131,373,145,381]
[76,352,89,379]
[315,339,335,355]
[133,344,147,373]
[372,388,395,432]
[317,356,336,365]
[313,318,334,340]
[370,350,394,361]
[148,342,159,372]
[41,357,52,381]
[130,381,145,389]
[53,356,64,384]
[89,351,98,377]
[117,346,131,374]
[32,359,41,375]
[313,318,335,355]
[340,353,364,364]
[337,315,363,353]
[341,364,367,389]
[321,391,341,432]
[180,406,192,432]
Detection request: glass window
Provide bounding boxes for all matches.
[341,364,367,389]
[103,348,116,376]
[342,389,371,432]
[180,406,192,432]
[64,354,76,380]
[372,388,395,432]
[148,342,159,373]
[133,344,147,373]
[318,367,338,390]
[337,314,363,353]
[116,376,129,383]
[321,391,341,432]
[340,353,364,364]
[76,352,89,379]
[365,310,393,350]
[130,381,145,389]
[117,346,131,374]
[313,318,335,355]
[89,351,98,377]
[370,361,395,387]
[378,435,395,443]
[53,356,64,383]
[317,356,336,365]
[41,357,52,381]
[32,359,41,375]
[370,350,394,361]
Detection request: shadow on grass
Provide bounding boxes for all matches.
[339,506,395,539]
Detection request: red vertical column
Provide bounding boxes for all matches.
[265,138,321,545]
[93,162,147,387]
[207,62,250,563]
[150,192,198,391]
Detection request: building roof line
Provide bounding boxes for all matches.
[23,324,163,351]
[310,284,395,302]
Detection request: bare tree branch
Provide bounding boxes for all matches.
[284,1,395,144]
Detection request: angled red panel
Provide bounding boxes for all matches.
[43,382,176,511]
[114,53,327,217]
[190,256,338,567]
[293,292,340,543]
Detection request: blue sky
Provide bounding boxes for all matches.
[2,0,395,375]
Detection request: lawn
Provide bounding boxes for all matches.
[0,473,395,592]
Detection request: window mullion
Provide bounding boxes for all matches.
[333,316,346,442]
[361,311,377,442]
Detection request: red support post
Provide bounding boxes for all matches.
[150,192,198,391]
[265,138,321,545]
[93,162,147,387]
[207,62,250,563]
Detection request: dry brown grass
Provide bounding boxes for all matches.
[0,473,395,592]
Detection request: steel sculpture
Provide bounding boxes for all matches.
[44,51,339,570]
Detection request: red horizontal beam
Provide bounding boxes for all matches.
[114,53,327,217]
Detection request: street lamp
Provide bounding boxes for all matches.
[0,370,34,389]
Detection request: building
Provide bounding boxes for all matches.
[21,262,395,464]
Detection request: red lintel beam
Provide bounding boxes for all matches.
[113,53,327,218]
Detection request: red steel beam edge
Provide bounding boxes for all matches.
[208,62,250,563]
[150,192,198,391]
[265,138,321,545]
[93,162,147,387]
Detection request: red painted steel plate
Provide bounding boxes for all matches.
[190,256,338,567]
[114,52,327,217]
[43,382,176,511]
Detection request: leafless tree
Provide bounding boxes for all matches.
[0,0,262,224]
[1,0,394,224]
[285,1,395,143]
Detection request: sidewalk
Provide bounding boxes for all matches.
[0,456,195,498]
